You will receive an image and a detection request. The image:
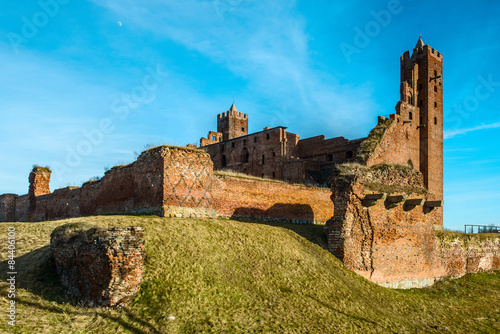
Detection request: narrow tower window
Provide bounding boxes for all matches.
[262,154,265,165]
[434,86,437,92]
[434,117,437,125]
[409,112,413,120]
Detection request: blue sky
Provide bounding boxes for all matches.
[0,0,499,230]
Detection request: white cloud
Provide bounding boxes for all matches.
[444,121,500,139]
[90,0,378,138]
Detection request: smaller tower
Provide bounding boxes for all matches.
[217,103,248,141]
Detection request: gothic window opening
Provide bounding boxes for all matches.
[241,147,249,163]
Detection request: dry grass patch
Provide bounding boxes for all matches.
[0,216,499,333]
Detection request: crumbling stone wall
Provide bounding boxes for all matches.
[28,166,52,216]
[31,187,81,221]
[212,173,332,223]
[327,163,446,288]
[0,194,17,222]
[50,223,145,308]
[435,235,500,278]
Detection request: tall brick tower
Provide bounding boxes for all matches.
[217,103,248,141]
[400,37,443,224]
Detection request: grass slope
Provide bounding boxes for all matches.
[0,216,499,333]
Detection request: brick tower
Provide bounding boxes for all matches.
[399,37,443,224]
[217,103,248,141]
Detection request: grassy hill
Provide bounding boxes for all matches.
[0,216,499,333]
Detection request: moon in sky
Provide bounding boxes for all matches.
[117,21,123,26]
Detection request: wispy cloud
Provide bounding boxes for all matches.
[444,121,500,139]
[90,0,378,138]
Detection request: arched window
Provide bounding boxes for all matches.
[272,172,276,179]
[409,112,413,120]
[262,154,265,165]
[241,147,249,163]
[221,155,227,168]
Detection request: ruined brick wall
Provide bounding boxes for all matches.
[298,135,364,165]
[213,175,332,223]
[80,146,181,217]
[161,147,215,216]
[0,194,17,222]
[51,224,145,308]
[202,127,292,179]
[435,236,500,278]
[365,115,420,169]
[327,164,446,288]
[29,166,51,196]
[28,166,52,215]
[14,195,28,221]
[30,187,80,221]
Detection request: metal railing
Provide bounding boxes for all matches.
[464,225,500,234]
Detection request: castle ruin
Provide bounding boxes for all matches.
[1,38,498,288]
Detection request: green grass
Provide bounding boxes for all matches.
[0,216,499,333]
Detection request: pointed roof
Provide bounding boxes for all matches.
[415,36,424,49]
[229,102,238,113]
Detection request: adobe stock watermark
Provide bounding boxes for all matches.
[340,0,412,63]
[6,227,17,326]
[445,74,499,130]
[7,0,71,54]
[212,0,243,20]
[50,64,168,181]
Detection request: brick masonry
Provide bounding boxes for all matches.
[0,146,330,224]
[0,39,494,289]
[212,174,332,223]
[50,224,145,308]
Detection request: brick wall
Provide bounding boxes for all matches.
[14,195,28,221]
[31,187,81,221]
[436,237,500,278]
[51,224,145,308]
[213,175,332,223]
[0,194,17,222]
[327,163,447,288]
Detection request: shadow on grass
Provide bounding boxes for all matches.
[0,246,163,334]
[231,218,329,250]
